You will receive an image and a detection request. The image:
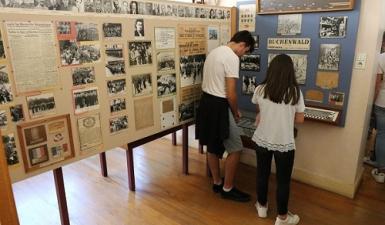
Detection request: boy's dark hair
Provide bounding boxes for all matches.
[230,30,255,53]
[259,54,300,105]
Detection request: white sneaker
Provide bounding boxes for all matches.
[274,212,300,225]
[371,168,385,183]
[255,201,268,218]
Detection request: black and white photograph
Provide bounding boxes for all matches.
[179,101,194,122]
[94,0,104,13]
[76,22,99,41]
[269,53,307,85]
[103,23,122,38]
[134,19,145,37]
[107,78,126,96]
[2,134,19,165]
[110,97,126,114]
[105,60,126,77]
[0,31,5,60]
[109,115,128,133]
[253,35,259,49]
[56,21,72,35]
[179,54,205,87]
[0,110,7,129]
[105,44,124,61]
[71,66,96,86]
[132,73,152,97]
[277,14,302,35]
[111,0,121,13]
[10,104,25,122]
[59,40,80,65]
[73,87,99,114]
[102,0,113,13]
[128,41,152,66]
[240,54,261,71]
[318,44,341,71]
[156,51,175,72]
[84,0,96,12]
[320,16,348,38]
[208,27,218,40]
[157,73,176,97]
[27,93,56,118]
[78,44,101,64]
[242,75,257,95]
[0,65,13,104]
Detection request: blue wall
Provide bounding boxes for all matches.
[237,0,361,126]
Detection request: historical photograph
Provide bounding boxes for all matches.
[208,27,218,40]
[10,104,25,122]
[110,97,126,113]
[72,66,96,86]
[2,134,19,165]
[73,87,99,114]
[103,23,122,38]
[76,22,99,42]
[59,40,80,65]
[277,14,302,35]
[269,53,308,85]
[242,75,257,95]
[56,21,72,35]
[24,125,47,146]
[134,19,145,37]
[179,54,205,87]
[109,115,128,133]
[102,0,113,13]
[28,144,49,166]
[105,44,124,61]
[105,60,126,76]
[156,51,175,72]
[27,93,56,118]
[84,0,96,12]
[320,16,348,38]
[318,44,341,71]
[240,54,261,71]
[157,73,176,97]
[107,78,127,96]
[257,0,354,14]
[132,73,152,97]
[128,41,152,66]
[253,35,259,49]
[329,91,345,106]
[0,31,5,60]
[0,110,7,129]
[179,101,194,122]
[78,44,101,64]
[0,65,13,104]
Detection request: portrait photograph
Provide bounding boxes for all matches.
[134,18,145,37]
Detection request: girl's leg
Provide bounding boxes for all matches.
[256,145,273,206]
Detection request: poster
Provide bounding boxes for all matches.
[238,4,256,32]
[155,27,176,49]
[77,114,103,151]
[178,25,206,56]
[5,21,59,94]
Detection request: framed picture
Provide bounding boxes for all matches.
[240,54,261,72]
[17,114,75,173]
[256,0,355,14]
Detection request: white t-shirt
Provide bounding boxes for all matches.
[375,53,385,107]
[202,45,239,98]
[251,85,305,152]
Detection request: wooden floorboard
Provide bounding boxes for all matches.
[12,138,385,225]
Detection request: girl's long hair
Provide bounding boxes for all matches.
[260,54,300,105]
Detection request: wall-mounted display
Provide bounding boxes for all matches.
[318,44,341,71]
[242,75,257,95]
[268,54,307,85]
[257,0,354,14]
[240,54,261,72]
[17,114,75,173]
[277,14,302,36]
[320,16,348,38]
[128,41,152,66]
[267,38,311,50]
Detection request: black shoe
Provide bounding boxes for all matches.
[221,187,251,202]
[212,178,224,193]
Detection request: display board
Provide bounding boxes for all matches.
[237,0,361,126]
[0,1,232,182]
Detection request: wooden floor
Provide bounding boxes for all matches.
[12,138,385,225]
